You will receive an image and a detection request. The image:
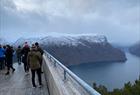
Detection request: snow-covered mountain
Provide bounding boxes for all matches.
[14,34,126,66]
[14,34,107,47]
[40,35,107,46]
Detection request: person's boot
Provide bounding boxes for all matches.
[5,71,10,75]
[33,84,36,88]
[12,68,15,73]
[38,83,43,88]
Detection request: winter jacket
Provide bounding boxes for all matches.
[21,46,30,58]
[27,50,42,70]
[0,48,5,58]
[5,47,14,64]
[21,46,30,63]
[16,48,22,58]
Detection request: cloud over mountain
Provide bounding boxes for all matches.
[0,0,140,45]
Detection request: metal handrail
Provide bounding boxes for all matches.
[44,51,101,95]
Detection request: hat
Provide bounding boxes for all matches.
[23,42,29,48]
[35,42,39,46]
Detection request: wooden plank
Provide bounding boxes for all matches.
[0,63,49,95]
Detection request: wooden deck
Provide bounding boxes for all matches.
[0,63,49,95]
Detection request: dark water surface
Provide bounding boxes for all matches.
[69,52,140,91]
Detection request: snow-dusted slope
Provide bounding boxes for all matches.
[14,34,107,47]
[13,34,126,66]
[40,35,107,46]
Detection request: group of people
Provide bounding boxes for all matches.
[0,44,15,74]
[0,42,44,88]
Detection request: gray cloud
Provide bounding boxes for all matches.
[0,0,140,45]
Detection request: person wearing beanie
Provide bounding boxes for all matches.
[21,42,30,73]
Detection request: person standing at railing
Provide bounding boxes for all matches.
[27,44,42,88]
[35,42,44,73]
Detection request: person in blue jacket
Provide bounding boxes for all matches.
[0,44,5,70]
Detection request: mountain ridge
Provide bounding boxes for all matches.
[12,34,127,66]
[14,34,107,47]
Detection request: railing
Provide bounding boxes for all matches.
[44,51,101,95]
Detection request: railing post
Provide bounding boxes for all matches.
[46,53,49,58]
[54,60,56,67]
[50,56,52,62]
[64,70,66,80]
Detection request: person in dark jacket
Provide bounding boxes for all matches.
[27,44,42,87]
[21,42,30,73]
[5,45,15,75]
[16,46,22,65]
[3,45,7,67]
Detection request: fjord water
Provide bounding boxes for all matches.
[69,52,140,91]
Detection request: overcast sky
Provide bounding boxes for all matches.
[0,0,140,45]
